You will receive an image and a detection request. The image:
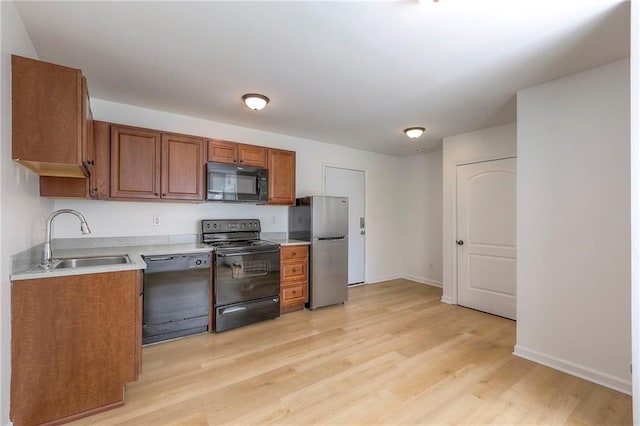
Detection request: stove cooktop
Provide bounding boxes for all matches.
[202,219,279,253]
[208,240,278,249]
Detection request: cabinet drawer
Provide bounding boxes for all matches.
[281,245,308,260]
[281,282,307,306]
[281,259,307,282]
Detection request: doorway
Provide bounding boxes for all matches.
[324,166,366,285]
[456,157,516,319]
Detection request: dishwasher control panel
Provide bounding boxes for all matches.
[143,253,211,273]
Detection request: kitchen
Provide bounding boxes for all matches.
[0,0,637,425]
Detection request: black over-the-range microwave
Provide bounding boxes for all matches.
[206,162,268,203]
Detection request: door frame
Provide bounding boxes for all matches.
[322,163,367,285]
[451,155,516,306]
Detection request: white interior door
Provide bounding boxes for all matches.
[325,166,365,285]
[456,158,516,319]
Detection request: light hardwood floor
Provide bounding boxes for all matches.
[73,279,631,425]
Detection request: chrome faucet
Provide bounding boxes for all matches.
[41,209,92,268]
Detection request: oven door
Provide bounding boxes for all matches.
[214,249,280,306]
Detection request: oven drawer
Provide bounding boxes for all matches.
[215,296,280,332]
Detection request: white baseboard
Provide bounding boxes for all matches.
[366,274,402,284]
[400,274,443,288]
[440,295,454,304]
[513,345,631,395]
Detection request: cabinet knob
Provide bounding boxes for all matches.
[162,193,167,197]
[292,252,296,256]
[155,193,159,196]
[233,160,237,163]
[239,160,244,163]
[88,160,95,166]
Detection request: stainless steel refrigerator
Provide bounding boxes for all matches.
[289,196,348,309]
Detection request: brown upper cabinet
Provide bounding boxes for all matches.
[161,133,206,201]
[40,120,108,199]
[110,125,205,201]
[110,125,162,200]
[12,55,93,178]
[267,148,296,205]
[207,139,267,168]
[238,144,267,167]
[207,139,237,164]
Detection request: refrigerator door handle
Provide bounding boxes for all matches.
[316,236,346,241]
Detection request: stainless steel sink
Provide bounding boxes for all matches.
[53,255,131,269]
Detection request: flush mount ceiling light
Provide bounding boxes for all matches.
[242,93,270,111]
[404,127,426,139]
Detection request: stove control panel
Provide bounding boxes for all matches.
[202,219,261,233]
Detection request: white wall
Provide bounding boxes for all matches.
[515,59,631,394]
[401,148,443,286]
[441,124,517,304]
[632,0,639,419]
[0,2,53,425]
[53,99,405,283]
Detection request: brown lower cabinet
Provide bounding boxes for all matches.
[10,270,142,426]
[280,245,309,313]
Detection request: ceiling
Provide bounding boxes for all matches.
[14,0,630,157]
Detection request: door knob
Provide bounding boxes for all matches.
[456,240,464,245]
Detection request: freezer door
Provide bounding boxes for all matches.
[311,196,348,238]
[309,237,348,309]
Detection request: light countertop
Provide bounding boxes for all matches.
[264,238,311,246]
[11,242,212,281]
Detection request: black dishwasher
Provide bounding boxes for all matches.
[142,253,211,344]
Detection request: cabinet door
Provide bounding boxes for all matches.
[11,271,138,426]
[267,148,296,205]
[135,271,143,379]
[110,125,161,199]
[161,133,205,201]
[238,144,267,168]
[91,120,110,199]
[11,55,86,178]
[38,119,105,200]
[207,139,238,164]
[81,76,93,177]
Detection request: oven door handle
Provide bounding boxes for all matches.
[217,249,279,257]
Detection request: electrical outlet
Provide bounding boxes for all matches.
[153,216,161,226]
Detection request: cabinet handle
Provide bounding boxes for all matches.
[233,160,237,163]
[292,252,296,256]
[155,193,159,196]
[162,193,167,197]
[88,160,95,166]
[239,160,244,163]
